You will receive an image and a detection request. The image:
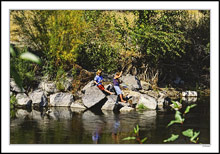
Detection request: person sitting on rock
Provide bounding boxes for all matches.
[113,71,127,103]
[94,69,113,95]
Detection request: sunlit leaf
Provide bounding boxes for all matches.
[190,131,200,142]
[167,111,184,127]
[10,45,16,57]
[163,134,179,142]
[182,129,193,138]
[141,137,148,143]
[184,104,197,114]
[20,52,41,64]
[175,111,184,123]
[167,120,177,127]
[136,125,139,133]
[122,137,136,141]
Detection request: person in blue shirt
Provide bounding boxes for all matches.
[94,70,113,95]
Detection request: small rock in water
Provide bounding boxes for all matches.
[182,91,197,97]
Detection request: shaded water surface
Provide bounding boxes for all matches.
[10,96,210,144]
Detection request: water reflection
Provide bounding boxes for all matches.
[10,96,210,144]
[112,113,120,144]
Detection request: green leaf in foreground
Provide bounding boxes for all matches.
[163,134,179,143]
[184,104,197,114]
[182,129,193,137]
[182,129,200,143]
[122,137,136,141]
[10,45,16,57]
[10,66,23,92]
[167,111,184,127]
[190,131,200,143]
[20,52,41,64]
[141,137,148,143]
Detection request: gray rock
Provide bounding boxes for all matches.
[182,91,198,97]
[101,95,118,111]
[157,97,165,109]
[137,94,157,110]
[50,92,74,107]
[82,86,106,108]
[39,81,57,94]
[140,80,151,91]
[121,74,142,91]
[120,106,134,112]
[16,93,32,106]
[144,90,159,99]
[70,99,86,109]
[157,92,166,109]
[63,77,73,91]
[81,81,95,94]
[29,89,48,107]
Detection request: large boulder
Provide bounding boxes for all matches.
[82,86,106,108]
[101,95,118,111]
[70,99,86,109]
[121,74,142,91]
[137,94,157,110]
[16,93,32,106]
[29,89,48,107]
[50,92,74,107]
[123,90,141,105]
[81,81,95,94]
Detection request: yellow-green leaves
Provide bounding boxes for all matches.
[163,134,179,143]
[182,129,200,143]
[184,104,197,114]
[167,111,184,127]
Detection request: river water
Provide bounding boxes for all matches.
[10,96,210,144]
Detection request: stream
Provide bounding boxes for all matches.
[10,96,210,144]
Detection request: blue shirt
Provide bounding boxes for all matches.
[94,75,103,85]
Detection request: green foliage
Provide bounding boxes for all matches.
[184,104,197,114]
[163,134,179,143]
[167,111,184,127]
[10,94,17,108]
[20,52,41,64]
[55,67,66,91]
[182,129,200,143]
[122,137,136,141]
[170,100,182,110]
[137,103,147,110]
[11,10,87,78]
[133,124,139,134]
[76,42,119,73]
[122,125,147,144]
[10,10,210,88]
[10,45,40,91]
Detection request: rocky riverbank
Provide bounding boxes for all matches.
[10,71,200,113]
